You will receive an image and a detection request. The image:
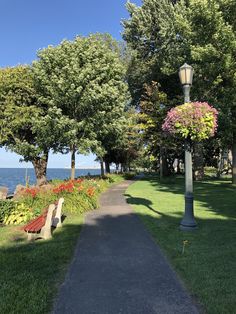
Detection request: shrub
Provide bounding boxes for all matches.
[123,172,137,180]
[4,203,34,225]
[0,201,15,223]
[4,174,124,223]
[0,201,34,225]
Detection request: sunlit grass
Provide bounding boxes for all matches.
[0,214,83,314]
[126,176,236,314]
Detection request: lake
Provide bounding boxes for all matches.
[0,168,101,193]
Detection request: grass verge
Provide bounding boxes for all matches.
[126,176,236,314]
[0,214,83,314]
[0,174,126,313]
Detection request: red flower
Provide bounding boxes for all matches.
[78,185,84,191]
[86,187,96,197]
[24,187,39,198]
[52,181,75,194]
[76,178,84,184]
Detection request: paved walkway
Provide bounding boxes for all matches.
[53,181,199,314]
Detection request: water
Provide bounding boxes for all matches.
[0,168,101,194]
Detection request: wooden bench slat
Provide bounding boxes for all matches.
[24,215,46,232]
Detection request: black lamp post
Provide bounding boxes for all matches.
[179,63,197,231]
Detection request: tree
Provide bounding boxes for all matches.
[139,81,184,175]
[123,1,185,176]
[123,0,236,182]
[32,33,129,179]
[94,115,127,174]
[99,109,141,172]
[0,66,74,185]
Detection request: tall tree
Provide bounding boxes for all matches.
[0,66,74,185]
[123,0,236,182]
[33,33,129,179]
[139,81,184,175]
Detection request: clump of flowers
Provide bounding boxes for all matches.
[162,102,218,141]
[23,187,40,198]
[86,187,96,197]
[78,185,84,192]
[52,181,74,194]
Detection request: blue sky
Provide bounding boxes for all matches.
[0,0,142,168]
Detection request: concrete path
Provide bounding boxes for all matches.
[53,181,199,314]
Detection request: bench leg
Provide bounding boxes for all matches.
[40,226,52,240]
[52,198,64,228]
[40,204,55,239]
[27,233,35,241]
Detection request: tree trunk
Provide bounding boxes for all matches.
[100,158,105,176]
[122,163,128,172]
[177,159,181,174]
[115,163,119,173]
[232,133,236,184]
[160,146,163,179]
[217,151,223,178]
[105,160,110,174]
[32,153,48,186]
[71,145,76,180]
[193,142,204,181]
[162,154,169,176]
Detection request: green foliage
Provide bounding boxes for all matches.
[3,203,33,225]
[18,175,123,215]
[103,109,142,169]
[123,0,236,178]
[0,66,39,147]
[32,33,129,157]
[0,201,33,225]
[0,201,15,223]
[0,66,75,184]
[123,172,137,180]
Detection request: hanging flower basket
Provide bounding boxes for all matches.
[162,102,218,141]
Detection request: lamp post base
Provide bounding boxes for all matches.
[179,195,197,231]
[179,222,197,231]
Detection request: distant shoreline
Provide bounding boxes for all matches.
[0,167,102,170]
[0,168,103,193]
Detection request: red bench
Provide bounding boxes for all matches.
[24,198,64,241]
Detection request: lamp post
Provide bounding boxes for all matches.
[179,63,197,231]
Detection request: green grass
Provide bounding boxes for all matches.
[126,176,236,314]
[0,213,83,314]
[0,174,126,313]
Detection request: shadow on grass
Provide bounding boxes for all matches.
[125,193,163,215]
[147,176,236,220]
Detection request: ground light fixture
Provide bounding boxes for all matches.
[179,63,197,231]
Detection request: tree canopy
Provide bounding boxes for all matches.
[0,65,74,185]
[32,33,129,178]
[123,0,236,182]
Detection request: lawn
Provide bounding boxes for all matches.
[0,174,127,313]
[126,176,236,314]
[0,213,83,314]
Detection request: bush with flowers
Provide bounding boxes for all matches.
[14,174,123,218]
[0,174,127,225]
[162,102,218,141]
[0,200,37,225]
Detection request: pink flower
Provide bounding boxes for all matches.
[162,102,218,141]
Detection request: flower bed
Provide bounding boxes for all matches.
[0,174,124,225]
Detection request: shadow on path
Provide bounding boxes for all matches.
[53,180,199,314]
